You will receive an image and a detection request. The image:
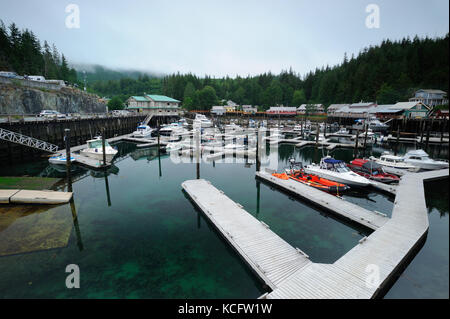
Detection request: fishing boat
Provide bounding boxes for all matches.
[80,137,118,162]
[347,158,400,183]
[402,149,449,170]
[48,154,75,165]
[271,159,349,193]
[369,153,420,174]
[304,156,371,187]
[132,124,153,138]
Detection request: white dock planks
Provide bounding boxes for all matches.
[182,179,312,289]
[255,170,389,230]
[265,168,448,299]
[181,169,448,299]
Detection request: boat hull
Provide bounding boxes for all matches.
[80,150,116,162]
[303,167,370,187]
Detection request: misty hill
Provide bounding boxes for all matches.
[74,64,163,83]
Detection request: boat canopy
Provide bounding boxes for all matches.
[323,158,342,164]
[362,161,382,170]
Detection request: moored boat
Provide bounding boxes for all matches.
[80,137,118,162]
[48,154,75,165]
[347,158,400,183]
[402,149,449,170]
[304,156,371,187]
[369,153,420,174]
[132,124,153,138]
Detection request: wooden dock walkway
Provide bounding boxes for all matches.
[182,179,312,290]
[182,169,448,298]
[255,170,389,230]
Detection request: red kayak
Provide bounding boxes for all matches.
[347,158,400,184]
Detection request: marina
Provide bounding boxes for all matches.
[0,124,448,299]
[184,169,448,299]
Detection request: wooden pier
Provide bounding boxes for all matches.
[182,169,448,299]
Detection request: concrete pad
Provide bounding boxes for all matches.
[10,190,72,204]
[0,189,20,204]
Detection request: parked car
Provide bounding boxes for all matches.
[39,110,66,118]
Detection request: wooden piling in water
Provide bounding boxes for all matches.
[354,129,359,156]
[64,128,72,191]
[102,128,106,166]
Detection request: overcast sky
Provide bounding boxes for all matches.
[1,0,448,77]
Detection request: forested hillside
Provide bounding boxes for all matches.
[90,34,448,110]
[0,20,78,83]
[1,19,447,111]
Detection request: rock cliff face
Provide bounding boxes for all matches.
[0,83,106,114]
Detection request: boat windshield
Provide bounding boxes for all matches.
[88,140,110,148]
[334,162,350,172]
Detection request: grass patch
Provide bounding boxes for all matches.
[0,176,61,190]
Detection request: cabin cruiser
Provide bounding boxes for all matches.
[48,154,75,165]
[132,124,153,138]
[304,156,371,187]
[193,114,213,128]
[80,137,118,162]
[402,149,449,170]
[369,153,420,174]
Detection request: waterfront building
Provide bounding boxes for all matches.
[409,89,448,107]
[126,94,180,115]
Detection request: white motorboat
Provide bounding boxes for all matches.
[132,124,153,138]
[369,153,420,174]
[193,114,213,128]
[304,156,370,187]
[353,118,389,132]
[224,143,246,150]
[224,123,243,132]
[80,137,118,162]
[402,149,449,170]
[335,127,350,135]
[48,154,75,165]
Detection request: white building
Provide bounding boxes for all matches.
[297,104,325,114]
[409,89,448,107]
[242,105,257,114]
[211,105,226,115]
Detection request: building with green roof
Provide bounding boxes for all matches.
[127,94,180,115]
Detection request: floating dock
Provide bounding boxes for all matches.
[255,169,389,230]
[182,179,311,290]
[182,169,448,299]
[0,189,72,204]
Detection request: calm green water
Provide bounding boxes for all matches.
[0,141,447,298]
